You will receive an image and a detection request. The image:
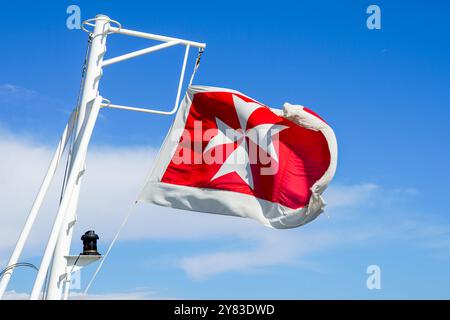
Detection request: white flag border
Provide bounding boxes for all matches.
[138,86,338,229]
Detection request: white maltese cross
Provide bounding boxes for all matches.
[204,95,287,189]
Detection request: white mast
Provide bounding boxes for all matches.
[43,16,110,299]
[30,16,109,299]
[0,14,205,300]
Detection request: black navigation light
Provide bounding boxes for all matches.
[81,230,100,255]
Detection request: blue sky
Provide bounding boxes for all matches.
[1,0,450,299]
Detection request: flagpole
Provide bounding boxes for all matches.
[29,15,109,300]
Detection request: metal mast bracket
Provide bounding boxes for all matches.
[86,16,206,116]
[65,255,102,275]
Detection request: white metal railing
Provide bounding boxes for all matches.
[102,40,181,67]
[84,16,206,116]
[101,43,192,115]
[109,26,206,49]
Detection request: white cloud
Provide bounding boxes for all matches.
[0,83,59,110]
[0,84,38,98]
[70,288,174,300]
[177,217,377,280]
[1,290,29,300]
[1,126,449,286]
[3,289,170,300]
[0,127,383,283]
[0,128,162,256]
[0,83,69,125]
[324,183,379,209]
[179,230,342,280]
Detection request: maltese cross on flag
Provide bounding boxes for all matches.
[138,86,337,228]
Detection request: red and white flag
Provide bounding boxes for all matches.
[138,86,337,228]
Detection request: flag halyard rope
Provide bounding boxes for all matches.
[82,200,138,297]
[188,48,205,86]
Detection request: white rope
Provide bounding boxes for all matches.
[82,201,138,296]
